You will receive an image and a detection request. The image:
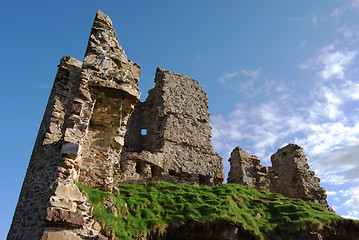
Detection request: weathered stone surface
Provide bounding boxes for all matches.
[8,56,83,240]
[270,144,328,206]
[122,68,224,185]
[60,142,80,157]
[41,231,81,240]
[45,207,84,227]
[228,144,328,207]
[53,181,83,202]
[9,10,220,240]
[49,196,76,211]
[227,147,263,188]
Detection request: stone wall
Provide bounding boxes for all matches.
[8,10,141,240]
[8,10,224,239]
[227,144,328,207]
[122,68,224,185]
[8,56,82,240]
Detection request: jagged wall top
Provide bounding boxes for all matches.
[228,144,328,207]
[83,10,141,99]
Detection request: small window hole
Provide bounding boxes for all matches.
[141,128,147,136]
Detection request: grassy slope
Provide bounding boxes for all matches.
[78,181,353,239]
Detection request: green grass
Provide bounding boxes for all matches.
[77,181,349,239]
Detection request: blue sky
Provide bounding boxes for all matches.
[1,0,359,237]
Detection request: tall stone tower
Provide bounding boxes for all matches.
[8,10,223,240]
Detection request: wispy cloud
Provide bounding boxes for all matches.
[331,0,359,18]
[218,72,238,83]
[211,43,359,188]
[300,44,357,80]
[319,49,356,80]
[239,68,261,96]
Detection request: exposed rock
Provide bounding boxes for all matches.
[270,144,327,206]
[45,207,84,227]
[40,231,81,240]
[53,181,83,202]
[49,196,77,211]
[228,144,328,207]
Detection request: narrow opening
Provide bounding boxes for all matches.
[141,128,147,136]
[135,162,141,174]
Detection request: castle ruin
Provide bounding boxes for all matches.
[8,10,223,240]
[227,144,328,207]
[8,11,330,240]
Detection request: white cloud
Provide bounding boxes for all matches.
[342,213,359,220]
[326,191,337,196]
[341,186,359,209]
[212,42,359,187]
[299,44,357,81]
[319,49,356,80]
[218,72,238,83]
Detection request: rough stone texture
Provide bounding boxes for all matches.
[41,231,82,240]
[270,144,328,206]
[227,147,269,190]
[7,56,82,240]
[45,207,84,227]
[122,68,224,185]
[228,144,328,207]
[8,10,223,240]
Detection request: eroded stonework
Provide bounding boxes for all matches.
[8,10,223,240]
[227,144,328,207]
[121,67,224,185]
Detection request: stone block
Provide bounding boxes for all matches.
[45,207,84,227]
[79,88,92,101]
[41,231,81,240]
[54,181,83,202]
[61,142,80,157]
[49,196,76,211]
[71,103,82,115]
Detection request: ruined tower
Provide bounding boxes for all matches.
[8,10,223,240]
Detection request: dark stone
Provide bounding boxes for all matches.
[45,207,84,227]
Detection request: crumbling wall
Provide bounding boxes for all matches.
[9,10,224,240]
[228,144,328,206]
[122,68,224,185]
[8,57,83,240]
[8,10,141,240]
[227,147,270,190]
[74,10,141,191]
[270,144,327,205]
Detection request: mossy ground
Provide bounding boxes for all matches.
[77,181,349,239]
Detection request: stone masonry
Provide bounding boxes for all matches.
[121,67,224,186]
[8,10,223,240]
[227,144,328,207]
